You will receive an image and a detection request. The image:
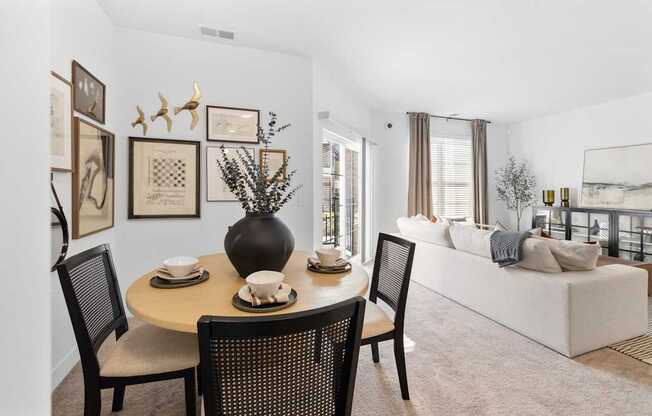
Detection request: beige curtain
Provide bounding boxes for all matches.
[408,113,432,218]
[472,119,488,224]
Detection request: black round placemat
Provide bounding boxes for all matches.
[307,262,352,274]
[232,289,297,313]
[150,270,209,289]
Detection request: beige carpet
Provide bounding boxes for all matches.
[52,282,652,415]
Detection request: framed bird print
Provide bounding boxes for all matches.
[72,60,106,124]
[128,137,200,219]
[50,71,73,171]
[206,105,259,143]
[206,145,255,201]
[260,148,287,181]
[72,117,114,239]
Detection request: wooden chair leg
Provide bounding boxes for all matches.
[393,336,410,400]
[83,385,101,416]
[184,369,197,416]
[112,384,126,412]
[371,342,380,363]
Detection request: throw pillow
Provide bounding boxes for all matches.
[449,223,493,258]
[396,217,453,247]
[538,238,601,271]
[517,238,563,273]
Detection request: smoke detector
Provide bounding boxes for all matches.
[199,25,234,40]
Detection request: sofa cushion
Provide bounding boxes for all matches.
[517,238,563,273]
[396,216,453,247]
[539,238,601,271]
[449,223,493,258]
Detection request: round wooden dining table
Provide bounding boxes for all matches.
[126,251,370,333]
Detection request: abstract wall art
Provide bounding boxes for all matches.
[72,117,114,238]
[582,143,652,210]
[72,60,106,124]
[206,145,255,202]
[206,105,259,143]
[50,71,73,171]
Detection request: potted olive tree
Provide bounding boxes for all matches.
[495,156,536,231]
[216,112,301,277]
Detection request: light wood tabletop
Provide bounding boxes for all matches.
[126,251,370,333]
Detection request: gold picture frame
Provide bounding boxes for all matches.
[260,148,287,182]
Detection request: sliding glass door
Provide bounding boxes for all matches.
[320,129,373,263]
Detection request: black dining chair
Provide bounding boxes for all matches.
[56,244,199,416]
[361,233,416,400]
[197,297,366,416]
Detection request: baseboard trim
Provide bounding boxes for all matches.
[51,346,79,390]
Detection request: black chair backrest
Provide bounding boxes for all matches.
[198,297,366,416]
[369,233,416,327]
[56,244,127,376]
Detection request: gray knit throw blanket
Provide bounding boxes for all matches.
[490,230,530,267]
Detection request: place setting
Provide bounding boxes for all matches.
[150,256,209,288]
[307,248,352,274]
[232,271,298,313]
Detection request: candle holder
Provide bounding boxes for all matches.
[543,190,555,207]
[560,187,570,207]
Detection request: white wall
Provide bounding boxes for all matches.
[506,91,652,229]
[50,0,117,387]
[0,0,51,412]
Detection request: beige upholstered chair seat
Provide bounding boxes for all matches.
[100,323,199,377]
[362,301,394,339]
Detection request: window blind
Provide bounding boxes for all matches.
[430,136,474,218]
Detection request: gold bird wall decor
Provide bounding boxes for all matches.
[150,93,172,132]
[174,80,201,130]
[131,106,148,136]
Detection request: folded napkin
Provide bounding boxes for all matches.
[249,286,289,306]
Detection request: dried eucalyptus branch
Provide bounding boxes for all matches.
[214,112,302,215]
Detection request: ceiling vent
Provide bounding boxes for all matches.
[199,25,234,40]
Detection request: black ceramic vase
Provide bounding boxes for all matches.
[224,214,295,278]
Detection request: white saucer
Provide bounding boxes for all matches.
[157,267,203,282]
[238,282,292,303]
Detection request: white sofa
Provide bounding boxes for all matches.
[400,235,648,357]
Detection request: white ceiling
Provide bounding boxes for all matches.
[98,0,652,123]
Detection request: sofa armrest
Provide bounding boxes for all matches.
[565,265,648,356]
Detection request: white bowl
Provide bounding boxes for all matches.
[163,256,199,277]
[316,248,341,267]
[246,271,284,298]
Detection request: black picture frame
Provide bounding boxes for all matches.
[72,60,106,124]
[128,137,201,219]
[206,105,260,143]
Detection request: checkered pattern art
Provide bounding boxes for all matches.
[150,158,186,188]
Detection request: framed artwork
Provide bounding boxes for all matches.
[72,117,114,239]
[50,71,73,171]
[260,148,287,181]
[206,105,259,143]
[206,146,255,202]
[582,143,652,210]
[129,137,200,218]
[72,60,106,124]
